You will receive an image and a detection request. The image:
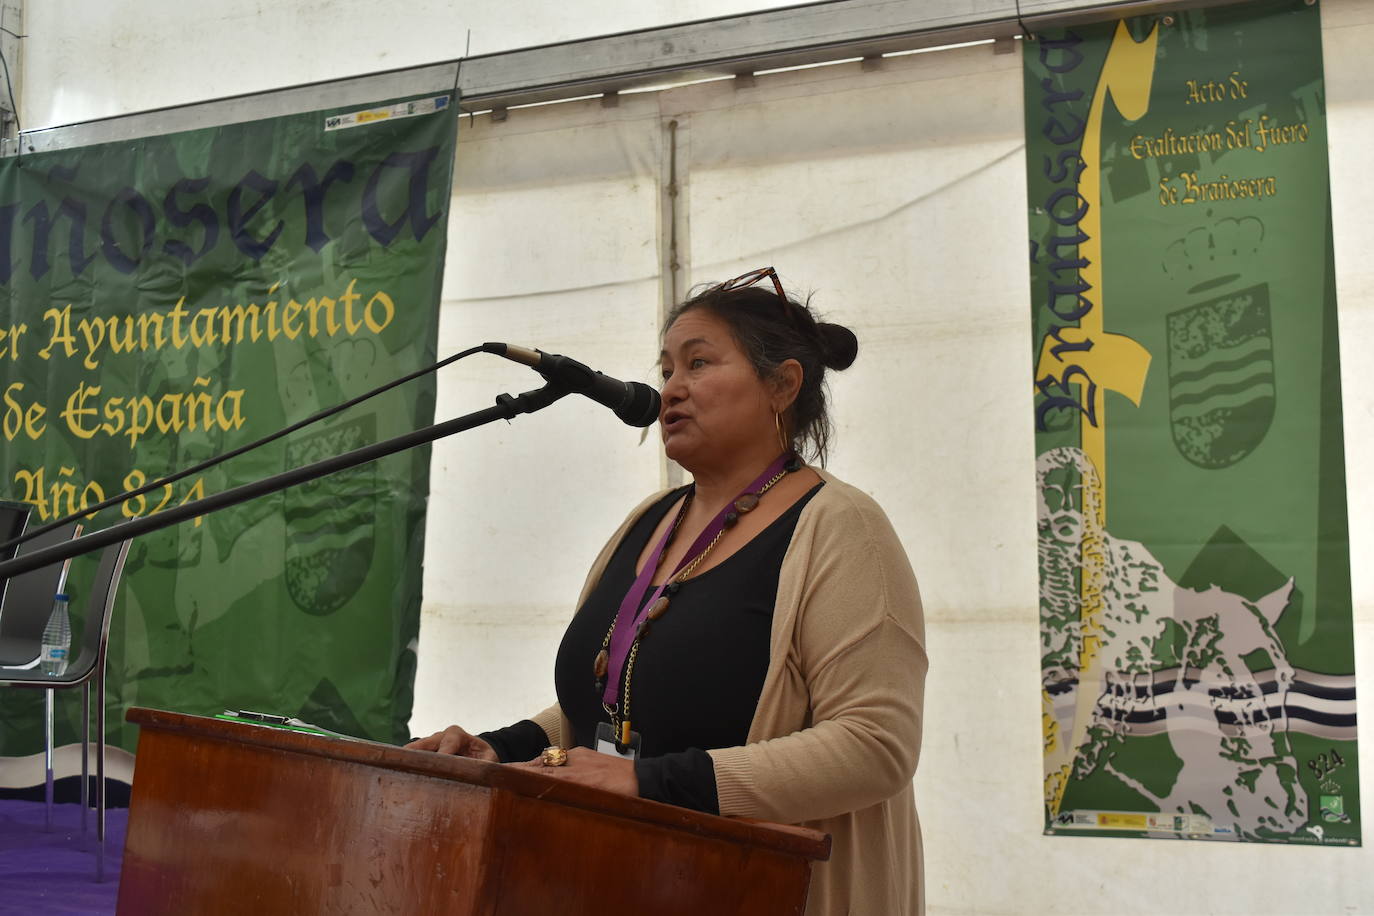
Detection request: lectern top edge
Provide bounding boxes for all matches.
[126,706,831,861]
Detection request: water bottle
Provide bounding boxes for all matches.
[40,593,71,677]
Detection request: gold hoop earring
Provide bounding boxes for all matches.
[775,412,789,455]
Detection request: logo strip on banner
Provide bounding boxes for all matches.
[325,95,452,131]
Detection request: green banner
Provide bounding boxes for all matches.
[0,94,456,753]
[1025,1,1357,845]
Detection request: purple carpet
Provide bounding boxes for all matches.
[0,799,126,915]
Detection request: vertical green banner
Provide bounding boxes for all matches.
[1025,1,1357,845]
[0,95,456,752]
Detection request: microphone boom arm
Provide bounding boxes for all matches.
[0,381,571,581]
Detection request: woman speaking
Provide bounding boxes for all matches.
[409,268,927,915]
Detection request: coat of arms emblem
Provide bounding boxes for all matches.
[1166,283,1275,469]
[283,415,376,615]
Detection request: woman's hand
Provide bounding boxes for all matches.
[515,747,638,796]
[405,725,498,761]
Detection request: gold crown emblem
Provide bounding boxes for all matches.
[1162,216,1265,295]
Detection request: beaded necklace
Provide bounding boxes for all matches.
[595,452,802,745]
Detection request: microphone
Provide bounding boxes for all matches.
[482,343,661,427]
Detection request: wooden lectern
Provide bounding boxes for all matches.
[117,708,830,914]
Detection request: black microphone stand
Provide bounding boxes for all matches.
[0,381,571,580]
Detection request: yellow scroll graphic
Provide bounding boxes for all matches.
[1038,20,1158,816]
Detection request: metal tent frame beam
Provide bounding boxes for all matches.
[457,0,1240,109]
[16,0,1249,155]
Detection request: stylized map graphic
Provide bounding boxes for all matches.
[1038,448,1353,839]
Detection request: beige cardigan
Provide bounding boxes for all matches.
[533,469,927,915]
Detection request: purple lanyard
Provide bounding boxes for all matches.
[602,453,790,707]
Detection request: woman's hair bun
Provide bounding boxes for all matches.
[815,321,858,371]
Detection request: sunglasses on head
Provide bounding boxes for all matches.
[713,266,787,303]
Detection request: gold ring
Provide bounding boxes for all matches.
[540,746,568,767]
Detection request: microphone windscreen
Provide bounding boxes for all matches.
[619,383,662,427]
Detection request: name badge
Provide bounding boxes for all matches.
[594,721,641,760]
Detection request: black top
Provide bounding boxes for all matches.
[482,481,823,813]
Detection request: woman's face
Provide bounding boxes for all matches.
[659,309,776,472]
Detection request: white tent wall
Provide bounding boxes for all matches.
[16,1,1374,914]
[19,0,799,130]
[419,99,666,731]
